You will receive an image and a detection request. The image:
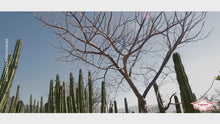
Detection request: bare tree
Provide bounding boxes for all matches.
[35,12,208,112]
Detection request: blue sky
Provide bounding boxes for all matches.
[1,12,220,109]
[0,12,82,105]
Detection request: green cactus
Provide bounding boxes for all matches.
[76,88,79,113]
[88,71,93,113]
[108,101,113,113]
[124,98,129,113]
[69,72,76,113]
[173,52,198,113]
[59,85,63,113]
[114,100,118,113]
[33,99,36,113]
[36,101,39,113]
[174,95,181,113]
[0,39,22,112]
[78,69,84,113]
[48,79,55,113]
[62,81,68,113]
[55,74,61,113]
[67,96,73,113]
[2,102,7,113]
[9,85,20,113]
[84,88,88,113]
[101,81,106,113]
[153,83,165,113]
[14,85,20,107]
[9,96,15,113]
[40,96,44,113]
[15,100,24,113]
[30,95,33,113]
[45,103,49,113]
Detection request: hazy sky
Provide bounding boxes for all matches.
[0,12,220,109]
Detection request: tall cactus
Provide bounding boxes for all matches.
[173,52,198,113]
[174,95,181,113]
[33,99,36,113]
[101,81,106,113]
[9,96,15,113]
[67,96,73,113]
[30,95,33,113]
[84,88,88,112]
[45,103,49,113]
[108,101,113,113]
[124,98,129,113]
[114,100,118,113]
[88,71,93,113]
[78,69,84,113]
[55,74,61,113]
[9,85,20,113]
[14,85,20,109]
[15,100,24,113]
[36,101,39,113]
[40,96,44,113]
[0,39,22,112]
[62,81,68,113]
[59,85,63,113]
[153,83,165,113]
[76,88,79,112]
[48,79,55,113]
[69,72,76,112]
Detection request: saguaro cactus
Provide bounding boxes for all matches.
[174,95,181,113]
[78,69,84,113]
[9,96,15,113]
[173,53,198,113]
[88,71,93,113]
[48,79,55,113]
[36,101,39,113]
[40,96,44,113]
[153,83,165,113]
[45,103,49,113]
[84,88,88,112]
[58,85,63,113]
[14,85,20,108]
[124,98,129,113]
[101,81,106,113]
[67,96,73,113]
[55,74,61,113]
[62,82,68,113]
[30,95,33,113]
[69,72,76,112]
[15,100,24,113]
[9,85,20,113]
[108,101,113,113]
[0,39,22,112]
[114,100,118,113]
[33,99,36,113]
